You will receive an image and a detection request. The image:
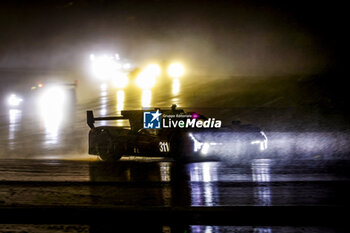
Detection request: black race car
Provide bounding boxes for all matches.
[87,105,268,161]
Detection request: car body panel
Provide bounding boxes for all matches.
[87,106,267,160]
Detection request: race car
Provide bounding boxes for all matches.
[86,105,268,161]
[5,80,77,110]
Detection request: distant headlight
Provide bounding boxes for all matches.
[135,71,156,89]
[168,63,185,78]
[7,94,23,107]
[251,131,268,151]
[135,64,162,90]
[145,64,161,77]
[90,54,121,81]
[112,72,129,88]
[38,86,67,115]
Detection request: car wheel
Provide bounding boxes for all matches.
[170,135,193,162]
[99,145,122,161]
[96,130,122,161]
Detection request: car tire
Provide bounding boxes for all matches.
[96,130,122,161]
[99,153,122,161]
[169,133,194,162]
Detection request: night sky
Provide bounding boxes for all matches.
[0,0,346,76]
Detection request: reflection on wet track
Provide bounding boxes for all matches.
[252,159,272,206]
[1,77,349,232]
[8,109,22,150]
[99,84,108,116]
[0,158,349,208]
[0,77,184,156]
[172,78,180,95]
[190,162,219,206]
[0,158,348,232]
[141,89,152,107]
[116,90,124,114]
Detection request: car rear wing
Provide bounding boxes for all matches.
[87,111,125,129]
[87,105,183,130]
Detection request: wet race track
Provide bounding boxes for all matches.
[0,159,349,232]
[0,77,350,232]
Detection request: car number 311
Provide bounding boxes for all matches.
[159,142,170,152]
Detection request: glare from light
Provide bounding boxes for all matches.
[100,88,108,117]
[112,72,129,88]
[123,63,131,70]
[9,109,22,124]
[8,109,22,140]
[261,131,268,150]
[39,86,66,117]
[251,160,271,182]
[172,78,180,95]
[116,63,122,69]
[201,143,210,155]
[168,63,185,78]
[100,83,108,91]
[136,71,156,89]
[91,54,121,80]
[251,140,267,151]
[159,162,171,182]
[189,133,203,152]
[7,94,23,107]
[189,163,218,207]
[38,86,66,144]
[135,64,162,89]
[142,90,152,107]
[145,64,161,77]
[116,90,124,114]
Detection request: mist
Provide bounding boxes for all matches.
[1,0,344,77]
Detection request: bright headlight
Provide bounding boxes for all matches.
[145,64,161,77]
[251,139,267,151]
[90,54,120,81]
[112,72,129,88]
[250,132,268,151]
[135,71,156,89]
[168,63,185,78]
[7,94,23,107]
[135,64,162,89]
[39,86,66,114]
[261,131,268,150]
[188,133,203,152]
[38,86,66,144]
[201,143,210,155]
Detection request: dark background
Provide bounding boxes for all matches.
[0,0,348,118]
[0,0,346,74]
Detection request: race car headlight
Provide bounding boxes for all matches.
[135,71,156,89]
[168,63,185,78]
[261,131,268,150]
[201,143,210,155]
[188,133,203,152]
[251,140,265,151]
[188,133,217,155]
[145,64,161,77]
[112,72,129,88]
[39,86,67,114]
[7,94,23,107]
[90,54,120,81]
[251,132,268,151]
